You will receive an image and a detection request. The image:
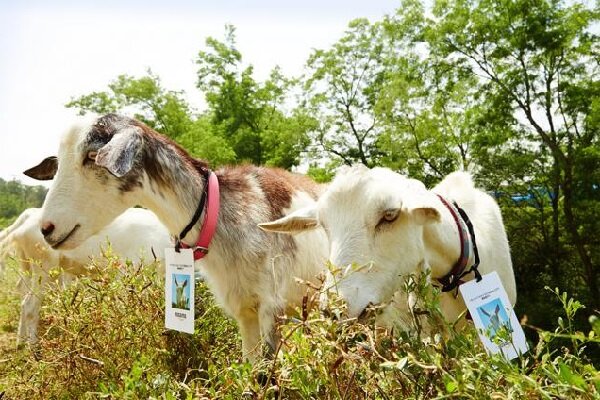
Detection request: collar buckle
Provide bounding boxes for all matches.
[194,246,209,255]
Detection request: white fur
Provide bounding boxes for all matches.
[0,208,39,275]
[0,207,171,345]
[261,165,517,330]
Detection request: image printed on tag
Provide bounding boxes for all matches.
[459,271,528,360]
[172,273,191,310]
[165,248,195,334]
[476,298,513,341]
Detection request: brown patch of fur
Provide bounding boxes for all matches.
[216,165,253,192]
[256,168,294,220]
[257,168,322,220]
[254,168,321,256]
[216,166,320,221]
[273,169,324,200]
[215,165,321,256]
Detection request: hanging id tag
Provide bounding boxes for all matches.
[459,271,528,360]
[165,248,195,334]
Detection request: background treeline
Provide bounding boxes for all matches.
[0,178,47,227]
[4,0,598,336]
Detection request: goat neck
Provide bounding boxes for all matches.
[132,131,210,246]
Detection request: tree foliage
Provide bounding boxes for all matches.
[0,178,47,227]
[196,25,312,168]
[303,19,387,167]
[67,72,193,138]
[422,0,600,310]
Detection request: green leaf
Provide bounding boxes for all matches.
[381,357,409,370]
[558,362,588,390]
[443,374,458,393]
[590,315,600,337]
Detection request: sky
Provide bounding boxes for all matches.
[0,0,397,186]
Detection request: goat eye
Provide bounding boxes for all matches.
[87,151,97,161]
[377,208,400,227]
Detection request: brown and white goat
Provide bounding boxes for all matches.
[25,113,328,362]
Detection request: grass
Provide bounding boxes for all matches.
[0,253,599,399]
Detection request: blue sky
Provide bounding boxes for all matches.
[0,0,396,184]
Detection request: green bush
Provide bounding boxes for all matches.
[0,255,598,399]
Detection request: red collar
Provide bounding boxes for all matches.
[435,194,473,292]
[179,171,220,260]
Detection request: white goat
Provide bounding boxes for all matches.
[0,207,171,345]
[24,113,328,362]
[260,165,517,330]
[0,208,40,275]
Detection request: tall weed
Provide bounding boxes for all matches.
[0,256,598,399]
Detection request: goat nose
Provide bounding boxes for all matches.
[41,222,55,237]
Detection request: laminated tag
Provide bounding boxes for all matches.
[459,271,528,360]
[165,248,195,334]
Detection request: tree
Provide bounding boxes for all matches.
[425,0,599,307]
[67,72,193,139]
[67,26,314,171]
[67,73,237,167]
[376,5,490,185]
[303,18,387,167]
[0,178,47,227]
[196,25,312,169]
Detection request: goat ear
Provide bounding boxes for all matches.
[408,207,441,225]
[95,127,143,177]
[258,205,319,234]
[402,200,442,225]
[403,191,441,225]
[23,156,58,180]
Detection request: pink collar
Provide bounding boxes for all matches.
[435,194,482,293]
[179,171,220,260]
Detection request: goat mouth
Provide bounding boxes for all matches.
[49,224,81,249]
